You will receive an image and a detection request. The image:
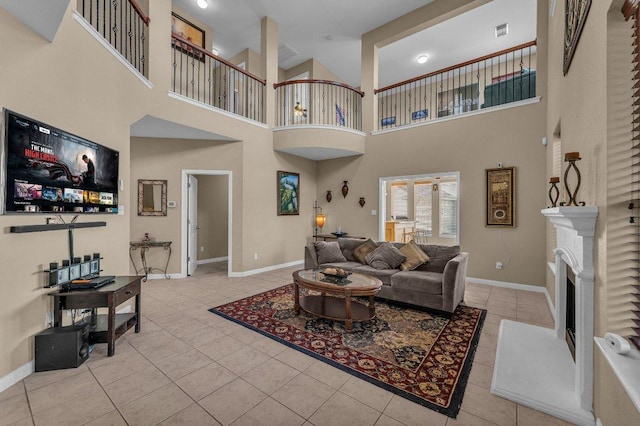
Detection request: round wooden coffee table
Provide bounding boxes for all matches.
[292,269,383,331]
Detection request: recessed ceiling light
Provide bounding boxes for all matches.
[197,0,208,9]
[495,23,508,38]
[417,54,429,64]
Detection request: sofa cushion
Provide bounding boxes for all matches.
[414,245,460,273]
[351,265,398,286]
[399,240,430,271]
[314,241,347,264]
[353,239,378,264]
[391,270,443,295]
[365,243,406,270]
[338,238,367,262]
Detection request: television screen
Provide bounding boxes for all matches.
[1,109,119,214]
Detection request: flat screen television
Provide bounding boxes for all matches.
[1,109,119,214]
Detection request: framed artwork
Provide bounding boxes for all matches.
[412,109,428,120]
[486,167,516,227]
[563,0,592,75]
[381,116,396,127]
[171,12,205,59]
[277,171,300,215]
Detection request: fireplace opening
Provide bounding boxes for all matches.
[566,266,576,361]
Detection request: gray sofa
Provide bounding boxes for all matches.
[304,238,468,314]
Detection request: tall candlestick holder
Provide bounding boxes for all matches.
[548,177,560,207]
[560,152,586,206]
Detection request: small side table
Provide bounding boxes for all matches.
[129,240,172,281]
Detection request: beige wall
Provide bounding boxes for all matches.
[0,0,317,382]
[545,0,640,424]
[318,102,547,285]
[196,174,228,261]
[0,2,149,380]
[284,59,346,83]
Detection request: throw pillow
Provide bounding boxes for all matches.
[365,243,406,270]
[399,240,431,271]
[315,241,347,264]
[353,239,378,264]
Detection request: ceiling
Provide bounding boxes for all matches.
[172,0,538,88]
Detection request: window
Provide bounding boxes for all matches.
[383,173,458,243]
[439,181,458,237]
[414,181,433,235]
[391,182,408,218]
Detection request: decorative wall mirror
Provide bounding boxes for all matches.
[138,179,167,216]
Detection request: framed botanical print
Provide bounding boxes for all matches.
[277,171,300,215]
[486,167,516,227]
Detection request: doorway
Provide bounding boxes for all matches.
[181,170,232,277]
[378,172,460,245]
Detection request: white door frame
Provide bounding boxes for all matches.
[187,174,198,276]
[378,171,460,245]
[181,169,232,277]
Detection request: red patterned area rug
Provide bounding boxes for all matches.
[209,284,485,418]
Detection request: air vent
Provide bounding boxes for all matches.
[278,43,298,62]
[495,23,508,38]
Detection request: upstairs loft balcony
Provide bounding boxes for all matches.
[274,80,364,132]
[272,80,366,160]
[375,40,537,131]
[171,35,266,124]
[74,1,536,138]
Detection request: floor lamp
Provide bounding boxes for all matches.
[314,201,326,240]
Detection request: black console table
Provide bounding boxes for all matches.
[49,276,141,356]
[129,240,172,281]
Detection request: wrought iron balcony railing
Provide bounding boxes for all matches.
[375,40,537,130]
[274,80,364,131]
[78,0,149,77]
[171,35,266,123]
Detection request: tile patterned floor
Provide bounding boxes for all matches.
[1,262,574,426]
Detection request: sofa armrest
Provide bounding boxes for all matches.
[441,252,469,312]
[304,245,319,270]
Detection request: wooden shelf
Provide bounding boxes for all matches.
[10,221,106,233]
[89,313,138,344]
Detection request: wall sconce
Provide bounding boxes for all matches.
[313,201,326,238]
[359,197,365,207]
[342,181,349,198]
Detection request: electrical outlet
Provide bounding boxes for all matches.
[496,261,503,270]
[254,253,258,260]
[200,246,205,253]
[371,209,377,215]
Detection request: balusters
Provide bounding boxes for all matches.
[79,0,149,77]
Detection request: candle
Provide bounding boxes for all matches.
[564,152,580,161]
[549,177,560,183]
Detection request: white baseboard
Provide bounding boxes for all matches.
[467,277,547,292]
[467,277,555,320]
[0,361,33,394]
[197,257,228,265]
[228,260,304,278]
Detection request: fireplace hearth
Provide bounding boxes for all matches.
[492,206,598,426]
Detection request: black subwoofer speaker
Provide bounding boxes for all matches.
[35,324,90,372]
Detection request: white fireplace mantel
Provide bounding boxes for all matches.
[491,206,598,426]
